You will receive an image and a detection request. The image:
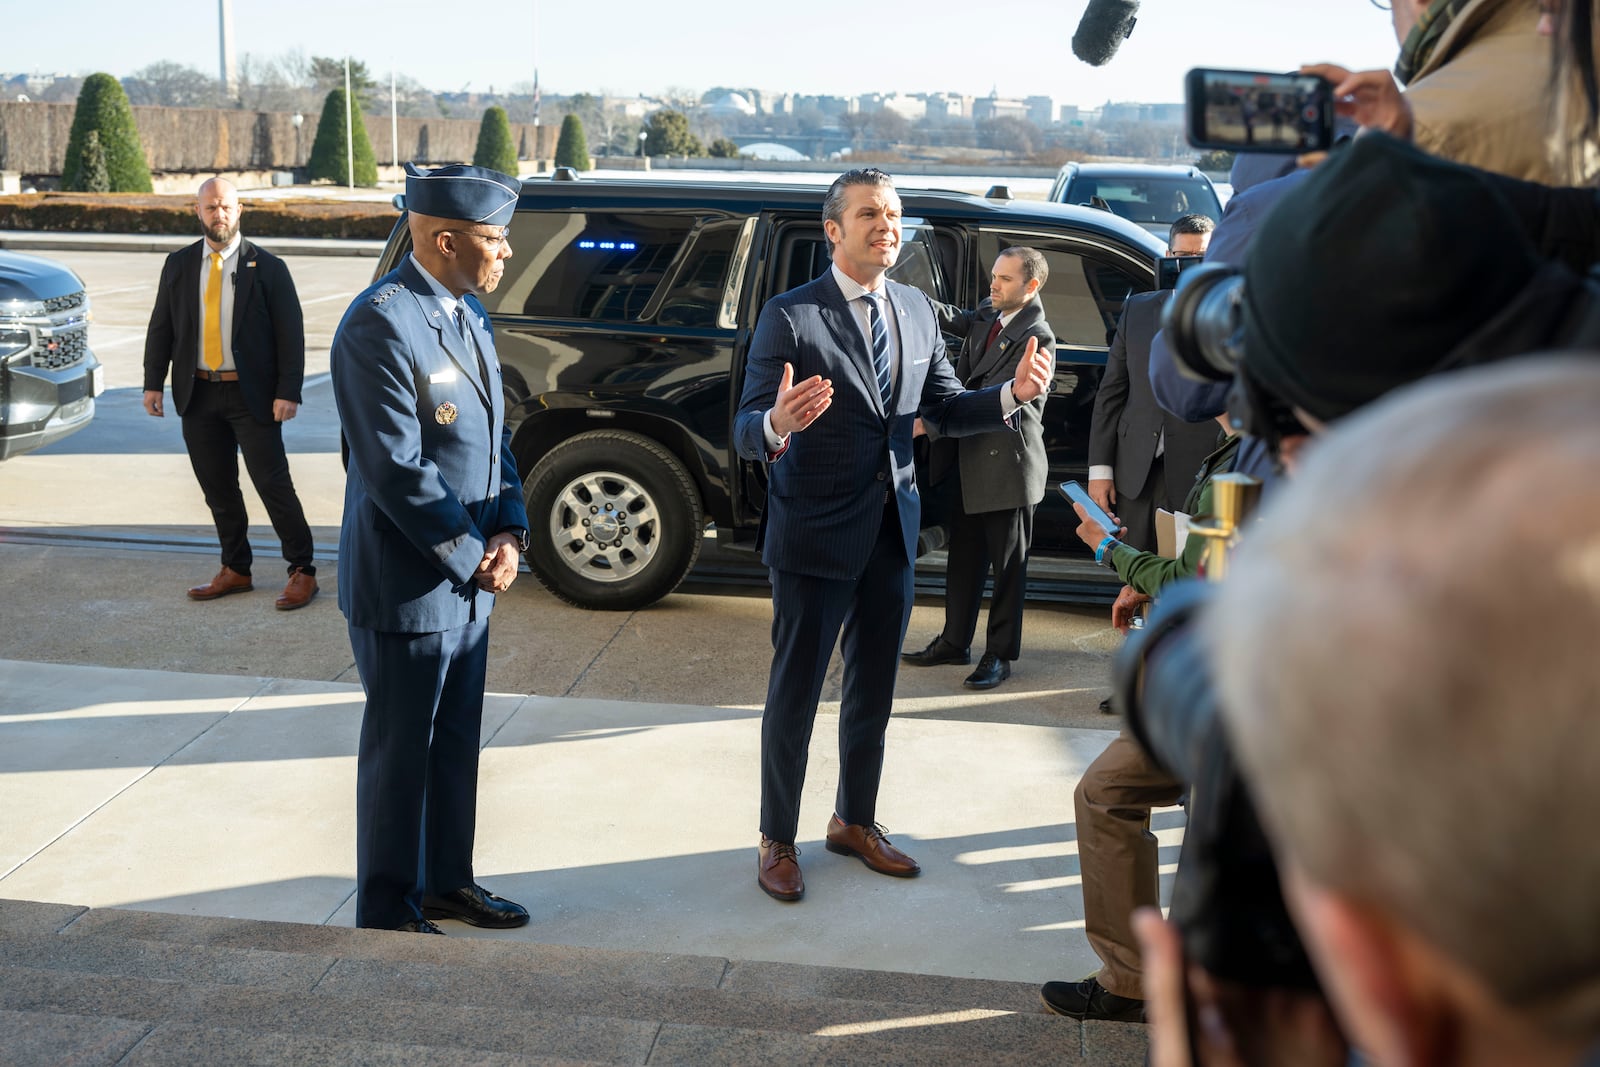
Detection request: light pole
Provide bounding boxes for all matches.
[638,128,648,158]
[291,112,304,170]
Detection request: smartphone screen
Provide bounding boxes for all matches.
[1185,68,1333,154]
[1059,480,1120,536]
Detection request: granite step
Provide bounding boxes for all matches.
[0,899,1148,1065]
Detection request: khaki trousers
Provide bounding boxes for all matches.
[1074,727,1183,999]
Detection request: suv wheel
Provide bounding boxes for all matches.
[524,430,704,611]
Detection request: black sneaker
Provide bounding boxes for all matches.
[1040,976,1144,1022]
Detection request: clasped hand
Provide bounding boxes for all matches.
[475,532,520,593]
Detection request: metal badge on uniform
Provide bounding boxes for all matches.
[997,339,1011,352]
[429,368,457,384]
[435,401,458,425]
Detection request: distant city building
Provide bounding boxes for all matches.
[701,90,757,117]
[1025,95,1056,127]
[922,92,972,121]
[740,142,809,162]
[880,93,925,121]
[972,91,1029,123]
[1100,101,1184,124]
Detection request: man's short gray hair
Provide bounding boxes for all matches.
[1210,356,1600,1039]
[999,246,1048,288]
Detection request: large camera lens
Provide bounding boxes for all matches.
[1161,263,1246,382]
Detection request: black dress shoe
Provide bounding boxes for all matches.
[1040,976,1144,1022]
[901,637,971,667]
[421,885,530,929]
[394,918,445,934]
[963,653,1011,690]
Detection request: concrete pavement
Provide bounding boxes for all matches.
[0,656,1180,986]
[0,225,1177,999]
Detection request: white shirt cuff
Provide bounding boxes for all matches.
[1088,465,1114,482]
[763,409,788,454]
[1000,382,1020,419]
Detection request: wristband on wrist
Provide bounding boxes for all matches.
[1094,534,1120,565]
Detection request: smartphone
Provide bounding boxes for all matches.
[1059,480,1121,535]
[1156,254,1205,291]
[1184,67,1334,154]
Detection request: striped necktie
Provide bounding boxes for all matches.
[863,292,892,407]
[203,252,224,371]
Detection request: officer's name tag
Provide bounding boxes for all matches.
[429,369,458,384]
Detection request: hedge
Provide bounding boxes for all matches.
[0,193,398,239]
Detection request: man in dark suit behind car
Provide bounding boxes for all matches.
[1087,214,1220,553]
[902,247,1055,691]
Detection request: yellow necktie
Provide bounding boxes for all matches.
[204,252,224,371]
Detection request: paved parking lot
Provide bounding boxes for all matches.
[1,246,1125,725]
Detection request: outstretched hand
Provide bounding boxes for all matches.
[1011,336,1052,404]
[770,361,833,438]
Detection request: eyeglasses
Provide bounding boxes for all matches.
[1368,0,1391,10]
[437,228,510,247]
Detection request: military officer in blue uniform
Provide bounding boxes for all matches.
[330,163,531,933]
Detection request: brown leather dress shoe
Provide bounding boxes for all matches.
[188,565,253,601]
[824,815,921,877]
[275,568,318,611]
[758,837,804,901]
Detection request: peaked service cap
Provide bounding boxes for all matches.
[403,162,520,226]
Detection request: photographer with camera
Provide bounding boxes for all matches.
[1137,357,1600,1067]
[1119,128,1600,1064]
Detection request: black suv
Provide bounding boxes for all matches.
[374,176,1165,610]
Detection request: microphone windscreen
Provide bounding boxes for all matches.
[1072,0,1140,66]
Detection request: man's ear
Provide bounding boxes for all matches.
[1286,866,1441,1067]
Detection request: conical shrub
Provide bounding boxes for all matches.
[62,73,152,192]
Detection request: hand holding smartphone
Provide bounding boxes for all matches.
[1185,67,1334,154]
[1060,480,1122,537]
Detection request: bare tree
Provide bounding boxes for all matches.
[122,62,221,108]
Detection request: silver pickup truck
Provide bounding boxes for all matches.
[0,249,104,460]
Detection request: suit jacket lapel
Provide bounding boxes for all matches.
[968,301,1040,385]
[229,238,256,343]
[816,274,885,417]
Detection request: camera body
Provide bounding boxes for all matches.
[1113,580,1322,991]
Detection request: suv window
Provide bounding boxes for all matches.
[489,211,734,324]
[768,220,946,301]
[1064,176,1223,229]
[974,231,1146,350]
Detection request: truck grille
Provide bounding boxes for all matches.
[33,325,89,369]
[42,292,87,315]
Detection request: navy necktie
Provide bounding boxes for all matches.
[863,292,892,407]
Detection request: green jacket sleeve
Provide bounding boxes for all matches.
[1106,434,1240,596]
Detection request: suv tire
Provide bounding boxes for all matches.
[523,430,704,611]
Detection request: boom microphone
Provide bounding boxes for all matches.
[1072,0,1140,66]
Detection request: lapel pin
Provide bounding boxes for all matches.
[435,401,458,425]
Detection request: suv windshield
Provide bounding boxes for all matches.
[1066,176,1222,230]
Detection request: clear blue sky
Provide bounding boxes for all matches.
[9,0,1401,108]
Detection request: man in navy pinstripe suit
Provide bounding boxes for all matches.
[733,169,1053,902]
